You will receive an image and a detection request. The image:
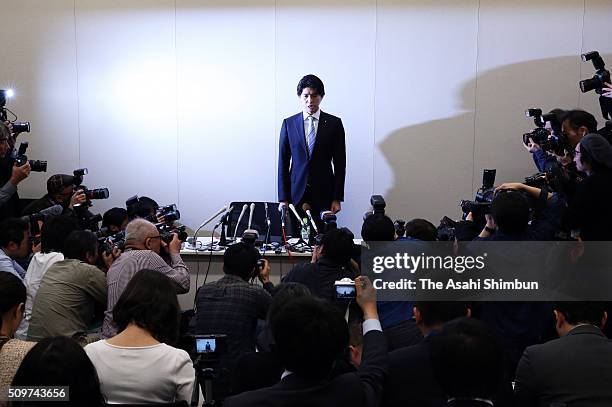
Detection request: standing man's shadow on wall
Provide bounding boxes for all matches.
[379,55,588,224]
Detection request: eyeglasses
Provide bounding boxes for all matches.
[147,235,162,240]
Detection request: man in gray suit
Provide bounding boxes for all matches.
[514,302,612,407]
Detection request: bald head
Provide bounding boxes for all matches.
[125,218,158,245]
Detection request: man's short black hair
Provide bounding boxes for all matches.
[491,191,530,235]
[430,317,503,400]
[405,218,438,241]
[554,302,606,326]
[297,74,325,97]
[0,218,28,248]
[223,242,260,280]
[271,296,348,380]
[321,227,355,265]
[131,196,158,219]
[361,214,395,242]
[40,215,78,253]
[102,207,128,229]
[563,109,598,133]
[62,230,98,262]
[415,301,470,326]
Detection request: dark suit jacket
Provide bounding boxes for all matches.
[514,324,612,407]
[277,111,346,208]
[224,329,387,407]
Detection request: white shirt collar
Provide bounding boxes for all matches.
[303,109,321,122]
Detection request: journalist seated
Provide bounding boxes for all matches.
[0,217,31,280]
[0,122,30,212]
[195,242,273,398]
[224,276,387,407]
[514,302,612,407]
[0,272,35,401]
[282,227,358,306]
[86,269,195,404]
[384,302,472,407]
[430,318,504,407]
[566,133,612,241]
[102,218,189,338]
[15,215,78,340]
[27,230,109,344]
[21,173,86,216]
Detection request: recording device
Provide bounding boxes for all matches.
[580,51,612,119]
[14,142,47,172]
[191,334,228,407]
[81,188,110,200]
[302,203,319,234]
[196,336,219,355]
[156,203,180,222]
[288,203,305,226]
[0,89,31,133]
[247,202,255,230]
[97,230,126,255]
[279,203,288,228]
[157,222,188,243]
[22,205,63,242]
[459,169,496,215]
[334,278,356,299]
[394,219,406,238]
[234,204,248,240]
[523,108,566,155]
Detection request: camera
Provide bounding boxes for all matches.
[13,142,47,172]
[11,122,30,134]
[193,334,226,361]
[394,219,406,238]
[82,188,110,200]
[0,90,31,130]
[334,278,356,299]
[580,51,610,94]
[156,222,188,243]
[523,108,566,155]
[459,169,496,215]
[157,204,181,223]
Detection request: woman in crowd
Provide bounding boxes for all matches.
[85,269,195,404]
[0,272,35,404]
[10,336,105,406]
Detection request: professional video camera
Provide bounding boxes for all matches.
[156,203,181,223]
[523,108,566,155]
[580,51,612,120]
[334,278,356,300]
[524,168,565,193]
[190,334,228,407]
[459,169,496,216]
[13,142,47,172]
[0,89,31,135]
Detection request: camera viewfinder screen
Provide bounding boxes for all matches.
[196,338,216,353]
[336,285,356,299]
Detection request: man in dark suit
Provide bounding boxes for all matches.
[278,74,346,230]
[514,302,612,407]
[223,276,387,407]
[383,302,471,407]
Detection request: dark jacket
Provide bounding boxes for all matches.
[514,324,612,407]
[224,329,387,407]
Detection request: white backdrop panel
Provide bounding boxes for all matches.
[0,0,79,199]
[74,0,178,216]
[374,0,479,225]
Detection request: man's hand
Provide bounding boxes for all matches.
[166,233,182,254]
[10,162,30,186]
[484,214,496,230]
[257,259,270,283]
[603,82,612,99]
[32,240,41,254]
[101,248,120,270]
[355,276,378,320]
[331,200,341,213]
[68,189,86,209]
[523,137,541,153]
[495,182,525,192]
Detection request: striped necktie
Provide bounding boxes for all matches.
[307,116,316,157]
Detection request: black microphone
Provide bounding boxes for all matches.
[279,203,288,228]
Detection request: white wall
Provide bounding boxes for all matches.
[1,0,611,236]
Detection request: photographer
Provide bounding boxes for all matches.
[473,183,562,241]
[0,218,30,280]
[102,218,189,338]
[102,207,128,233]
[0,123,30,217]
[194,242,273,399]
[282,227,358,307]
[523,108,566,173]
[21,174,86,216]
[567,133,612,241]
